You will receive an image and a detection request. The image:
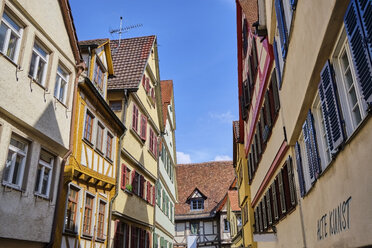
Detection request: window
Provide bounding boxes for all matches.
[106,132,113,160]
[190,222,199,235]
[224,219,230,232]
[121,164,131,190]
[65,185,79,232]
[54,65,69,104]
[333,31,367,137]
[83,193,94,235]
[0,10,22,62]
[3,135,28,189]
[109,100,122,112]
[190,199,204,211]
[132,104,139,132]
[114,221,129,248]
[96,123,104,152]
[97,200,106,239]
[34,149,54,198]
[149,128,157,155]
[93,58,105,94]
[29,42,48,86]
[84,111,94,143]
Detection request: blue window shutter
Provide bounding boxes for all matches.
[290,0,298,10]
[318,60,345,154]
[344,0,372,106]
[302,111,321,183]
[295,142,306,197]
[275,0,288,59]
[273,38,283,89]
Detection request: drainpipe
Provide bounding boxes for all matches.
[46,61,85,248]
[107,89,128,248]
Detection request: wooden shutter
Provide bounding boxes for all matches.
[248,155,253,182]
[131,226,137,248]
[257,122,263,153]
[140,115,147,140]
[140,175,145,198]
[302,110,321,183]
[125,223,130,248]
[275,0,288,58]
[241,96,248,120]
[132,105,138,132]
[142,75,146,88]
[318,60,345,154]
[114,220,120,248]
[287,156,297,208]
[132,171,137,194]
[243,80,251,107]
[344,0,372,106]
[264,91,272,128]
[273,39,283,88]
[258,204,263,232]
[271,70,281,113]
[278,170,286,214]
[254,209,258,232]
[274,180,281,219]
[121,164,126,190]
[252,38,258,76]
[266,191,273,225]
[243,19,248,57]
[152,184,156,206]
[295,142,306,197]
[262,199,267,230]
[147,181,151,202]
[271,182,279,221]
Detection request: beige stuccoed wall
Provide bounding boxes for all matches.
[0,0,77,245]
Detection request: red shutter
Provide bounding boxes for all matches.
[147,181,151,202]
[132,105,138,132]
[152,184,156,206]
[121,164,126,190]
[141,115,147,140]
[125,223,130,248]
[146,78,150,93]
[132,170,137,193]
[140,175,145,198]
[142,75,146,87]
[131,226,136,248]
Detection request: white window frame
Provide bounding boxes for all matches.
[54,65,69,104]
[2,135,28,189]
[0,10,23,62]
[34,149,54,198]
[311,94,331,171]
[332,28,368,138]
[96,121,105,153]
[29,41,49,86]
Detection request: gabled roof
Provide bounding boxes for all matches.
[186,188,207,202]
[160,80,173,127]
[175,161,235,220]
[79,38,109,47]
[108,36,156,90]
[228,190,240,212]
[58,0,81,63]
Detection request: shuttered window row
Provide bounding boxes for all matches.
[253,157,296,233]
[247,72,281,184]
[124,166,155,206]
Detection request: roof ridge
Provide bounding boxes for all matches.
[177,161,233,166]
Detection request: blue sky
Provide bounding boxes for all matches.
[70,0,238,164]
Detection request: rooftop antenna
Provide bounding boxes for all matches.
[110,17,143,53]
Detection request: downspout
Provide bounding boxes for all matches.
[107,89,128,248]
[46,61,85,248]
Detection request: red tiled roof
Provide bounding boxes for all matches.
[228,190,240,212]
[175,161,235,219]
[239,0,258,27]
[160,80,173,127]
[79,38,109,47]
[108,36,156,90]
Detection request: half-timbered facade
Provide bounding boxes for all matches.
[0,0,81,247]
[107,35,163,248]
[174,161,235,248]
[54,39,125,248]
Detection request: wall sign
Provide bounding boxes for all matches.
[317,196,352,241]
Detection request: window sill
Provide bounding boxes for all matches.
[63,230,78,237]
[105,156,114,164]
[54,97,68,108]
[2,181,24,193]
[95,237,105,243]
[82,138,94,149]
[130,128,145,145]
[81,234,93,240]
[0,52,19,68]
[124,189,133,195]
[34,192,50,200]
[28,75,47,90]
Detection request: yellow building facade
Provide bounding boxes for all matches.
[54,39,125,248]
[107,36,163,248]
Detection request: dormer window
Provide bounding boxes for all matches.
[191,199,204,211]
[93,58,105,94]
